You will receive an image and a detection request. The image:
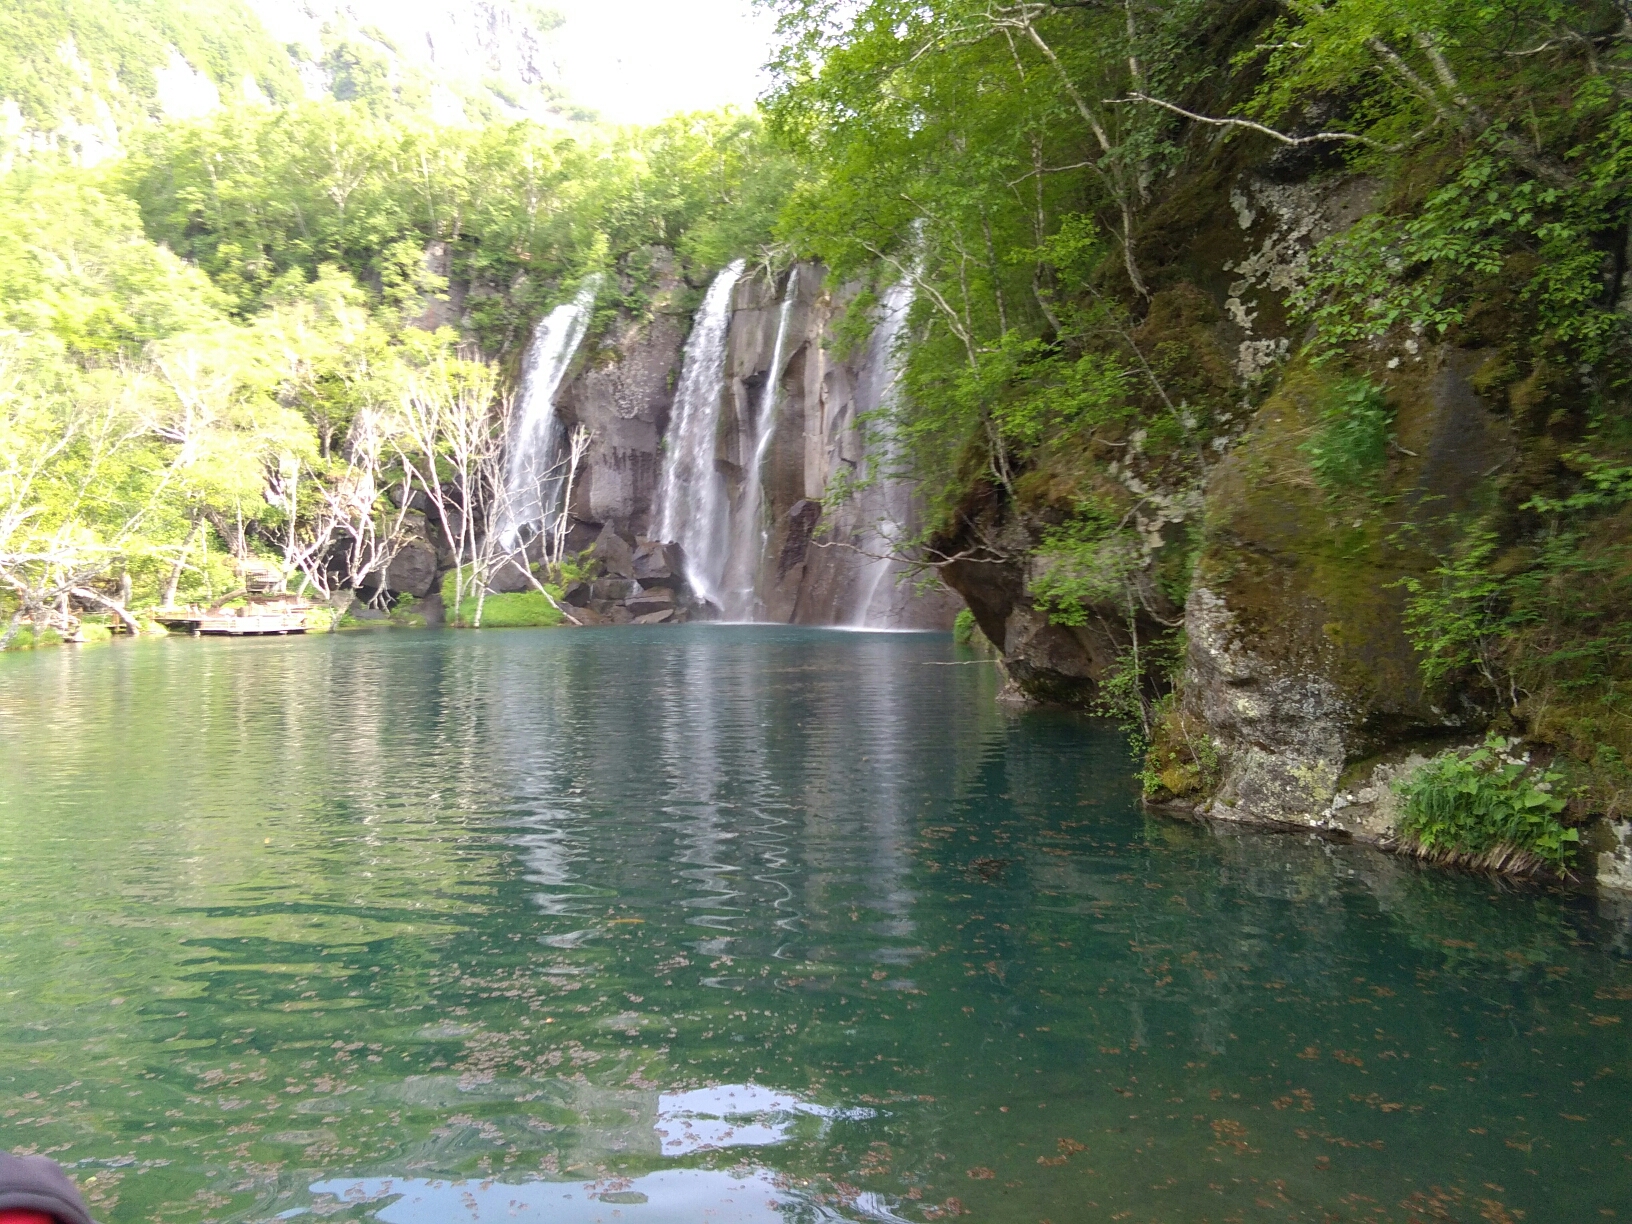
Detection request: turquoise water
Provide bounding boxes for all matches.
[0,626,1627,1224]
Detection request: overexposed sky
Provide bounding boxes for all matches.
[546,0,778,124]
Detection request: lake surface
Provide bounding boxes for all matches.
[0,627,1628,1224]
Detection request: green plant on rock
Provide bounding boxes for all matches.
[1094,631,1184,760]
[1394,735,1578,872]
[1027,500,1124,628]
[1396,524,1526,704]
[1141,692,1221,800]
[547,549,600,588]
[1300,377,1393,493]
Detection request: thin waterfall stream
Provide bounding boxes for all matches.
[495,278,600,551]
[848,279,915,628]
[721,267,800,621]
[655,260,745,611]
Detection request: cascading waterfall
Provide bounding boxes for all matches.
[655,260,746,610]
[848,279,916,627]
[719,267,799,621]
[495,277,600,551]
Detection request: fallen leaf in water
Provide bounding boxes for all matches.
[966,1166,995,1180]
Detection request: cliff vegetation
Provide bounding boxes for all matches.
[762,0,1632,872]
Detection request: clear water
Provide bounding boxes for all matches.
[0,627,1628,1224]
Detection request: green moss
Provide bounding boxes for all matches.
[1144,696,1222,801]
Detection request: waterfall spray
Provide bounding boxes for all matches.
[655,260,746,610]
[496,278,600,551]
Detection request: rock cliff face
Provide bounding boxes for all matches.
[547,257,958,629]
[1189,351,1513,827]
[935,170,1384,713]
[556,255,688,546]
[928,149,1612,863]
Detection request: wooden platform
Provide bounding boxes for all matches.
[155,611,309,636]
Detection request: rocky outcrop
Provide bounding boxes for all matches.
[729,268,957,628]
[1185,351,1514,825]
[546,256,957,629]
[556,254,688,544]
[1601,823,1632,893]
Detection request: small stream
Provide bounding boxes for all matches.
[0,627,1627,1223]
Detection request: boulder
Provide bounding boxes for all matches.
[381,537,439,598]
[561,580,593,607]
[633,540,681,580]
[633,608,675,625]
[1185,353,1510,825]
[592,577,639,602]
[625,588,675,618]
[485,558,533,594]
[591,523,635,578]
[562,518,601,558]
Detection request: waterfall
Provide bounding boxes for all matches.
[655,260,746,610]
[495,277,600,551]
[719,267,799,622]
[848,279,915,628]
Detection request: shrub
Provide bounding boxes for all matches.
[1301,378,1392,492]
[1394,736,1578,872]
[953,607,976,644]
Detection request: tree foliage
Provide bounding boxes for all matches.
[0,82,795,641]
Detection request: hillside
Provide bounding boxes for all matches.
[0,0,578,166]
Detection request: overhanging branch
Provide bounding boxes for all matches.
[1105,92,1401,150]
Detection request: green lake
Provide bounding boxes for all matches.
[0,627,1627,1223]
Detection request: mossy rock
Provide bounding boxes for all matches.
[1187,347,1516,818]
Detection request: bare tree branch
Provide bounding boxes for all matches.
[1106,92,1396,149]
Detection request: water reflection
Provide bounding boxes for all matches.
[0,628,1627,1224]
[304,1168,800,1223]
[653,1084,874,1155]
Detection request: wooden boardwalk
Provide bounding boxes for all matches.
[155,610,309,636]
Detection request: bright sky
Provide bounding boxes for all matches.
[546,0,779,124]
